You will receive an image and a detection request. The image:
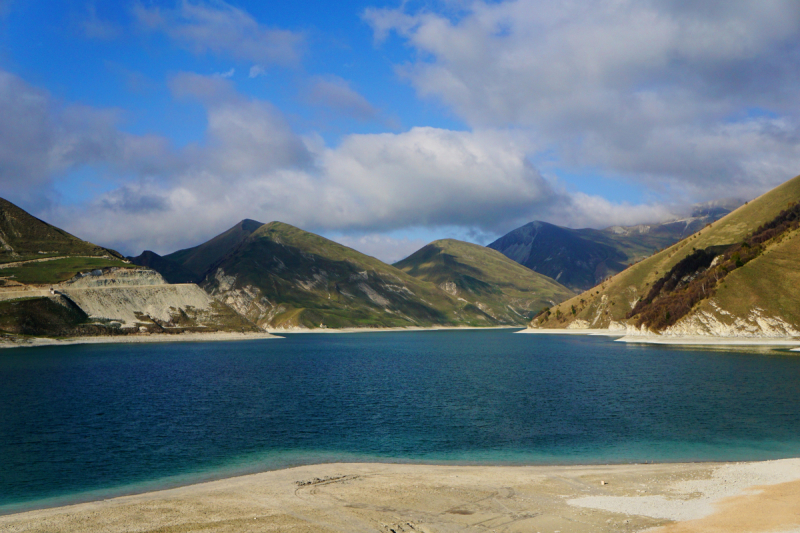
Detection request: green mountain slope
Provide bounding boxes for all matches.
[0,197,132,286]
[164,219,263,280]
[394,239,573,324]
[534,175,800,336]
[488,203,737,292]
[201,222,501,329]
[0,198,122,264]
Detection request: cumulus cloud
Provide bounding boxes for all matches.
[0,71,174,202]
[364,0,800,200]
[326,233,429,264]
[0,68,697,259]
[133,0,304,69]
[305,75,380,122]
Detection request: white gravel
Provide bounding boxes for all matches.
[567,458,800,521]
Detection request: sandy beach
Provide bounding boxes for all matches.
[3,459,800,532]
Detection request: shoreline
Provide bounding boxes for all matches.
[0,331,280,349]
[266,325,524,334]
[0,326,523,350]
[4,458,800,532]
[521,327,800,349]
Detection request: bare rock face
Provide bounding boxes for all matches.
[53,267,258,332]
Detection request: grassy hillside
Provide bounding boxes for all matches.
[395,239,573,324]
[202,222,500,329]
[0,197,136,286]
[0,198,121,264]
[534,175,800,333]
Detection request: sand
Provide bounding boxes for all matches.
[3,459,800,532]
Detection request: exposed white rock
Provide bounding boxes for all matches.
[567,319,590,329]
[665,305,800,337]
[439,281,458,296]
[61,284,215,328]
[358,283,390,307]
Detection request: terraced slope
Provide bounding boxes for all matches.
[533,175,800,337]
[202,222,499,329]
[395,239,573,324]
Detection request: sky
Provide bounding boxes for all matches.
[2,0,800,262]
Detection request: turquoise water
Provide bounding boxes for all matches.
[2,329,800,513]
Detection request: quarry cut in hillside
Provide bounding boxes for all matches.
[0,267,260,337]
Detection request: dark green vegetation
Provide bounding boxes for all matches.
[1,257,133,285]
[164,219,264,281]
[202,222,513,329]
[0,198,122,264]
[130,219,264,284]
[488,203,737,292]
[536,175,800,333]
[395,239,573,324]
[0,297,115,337]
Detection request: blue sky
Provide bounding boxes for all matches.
[2,1,800,261]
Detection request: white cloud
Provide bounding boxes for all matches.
[327,233,429,264]
[0,69,716,258]
[305,75,379,121]
[133,0,304,69]
[0,71,174,204]
[364,0,800,200]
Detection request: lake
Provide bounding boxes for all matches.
[2,329,800,513]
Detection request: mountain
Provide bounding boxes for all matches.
[395,239,573,324]
[0,197,259,339]
[0,198,122,264]
[200,222,505,329]
[164,219,264,280]
[487,204,739,292]
[534,176,800,337]
[128,250,200,284]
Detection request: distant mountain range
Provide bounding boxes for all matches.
[4,180,798,340]
[487,201,741,292]
[536,179,800,336]
[133,222,573,328]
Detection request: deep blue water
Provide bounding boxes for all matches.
[2,329,800,513]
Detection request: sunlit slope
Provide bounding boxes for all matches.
[202,222,499,329]
[395,239,573,324]
[534,174,800,333]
